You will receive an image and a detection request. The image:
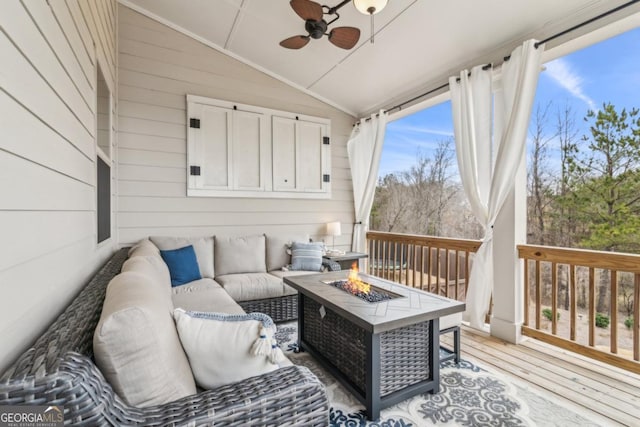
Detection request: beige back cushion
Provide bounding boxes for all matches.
[128,238,160,258]
[215,235,266,276]
[265,235,309,271]
[121,255,171,294]
[150,236,214,278]
[93,271,196,407]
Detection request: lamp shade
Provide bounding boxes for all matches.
[326,221,342,237]
[353,0,388,15]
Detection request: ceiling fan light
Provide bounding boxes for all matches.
[353,0,387,15]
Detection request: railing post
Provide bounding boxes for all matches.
[570,265,576,342]
[523,257,529,327]
[552,262,558,336]
[611,270,618,354]
[634,273,639,361]
[535,260,541,330]
[589,267,595,347]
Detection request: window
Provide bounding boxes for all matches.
[97,156,110,243]
[372,99,481,239]
[96,64,111,243]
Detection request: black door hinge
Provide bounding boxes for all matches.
[190,166,201,176]
[323,174,330,183]
[323,136,330,145]
[190,118,201,128]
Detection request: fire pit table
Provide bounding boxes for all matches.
[284,270,465,421]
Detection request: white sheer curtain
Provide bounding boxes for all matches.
[348,110,388,253]
[450,40,543,329]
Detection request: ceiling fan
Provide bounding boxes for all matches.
[280,0,361,50]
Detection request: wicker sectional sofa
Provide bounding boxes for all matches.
[145,234,339,323]
[0,234,337,426]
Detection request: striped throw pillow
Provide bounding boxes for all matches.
[290,242,324,271]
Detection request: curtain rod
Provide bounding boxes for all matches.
[354,0,639,123]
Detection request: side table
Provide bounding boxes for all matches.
[322,252,368,270]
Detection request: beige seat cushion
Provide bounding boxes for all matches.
[268,270,323,297]
[150,236,214,278]
[216,273,287,302]
[215,235,266,276]
[171,277,223,294]
[171,278,245,314]
[93,272,196,407]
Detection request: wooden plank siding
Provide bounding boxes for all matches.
[117,5,356,245]
[0,0,117,372]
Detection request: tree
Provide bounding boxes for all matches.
[370,138,468,237]
[527,102,556,245]
[551,103,582,248]
[552,103,581,310]
[566,103,640,312]
[371,174,410,232]
[403,140,458,235]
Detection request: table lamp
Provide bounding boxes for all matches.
[326,221,342,252]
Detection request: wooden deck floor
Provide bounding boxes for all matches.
[444,326,640,426]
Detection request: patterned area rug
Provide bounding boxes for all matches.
[275,322,600,427]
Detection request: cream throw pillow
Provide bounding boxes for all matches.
[173,309,286,389]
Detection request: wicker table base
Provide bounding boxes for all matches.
[299,296,438,420]
[286,272,464,421]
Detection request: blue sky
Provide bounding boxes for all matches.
[379,27,640,178]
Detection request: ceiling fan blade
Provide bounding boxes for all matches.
[290,0,323,21]
[328,27,360,49]
[280,35,311,49]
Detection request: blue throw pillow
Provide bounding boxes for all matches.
[160,245,202,286]
[290,242,324,271]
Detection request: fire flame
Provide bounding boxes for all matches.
[345,262,370,294]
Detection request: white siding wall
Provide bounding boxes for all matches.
[118,6,356,245]
[0,0,117,372]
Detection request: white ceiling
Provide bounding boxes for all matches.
[121,0,640,117]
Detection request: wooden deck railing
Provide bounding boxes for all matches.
[366,231,481,302]
[518,244,640,374]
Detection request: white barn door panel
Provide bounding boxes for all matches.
[187,95,330,199]
[201,105,231,189]
[272,116,297,191]
[233,110,266,191]
[298,121,325,192]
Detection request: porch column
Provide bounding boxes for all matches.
[490,150,526,343]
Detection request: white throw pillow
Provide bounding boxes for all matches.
[173,309,286,389]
